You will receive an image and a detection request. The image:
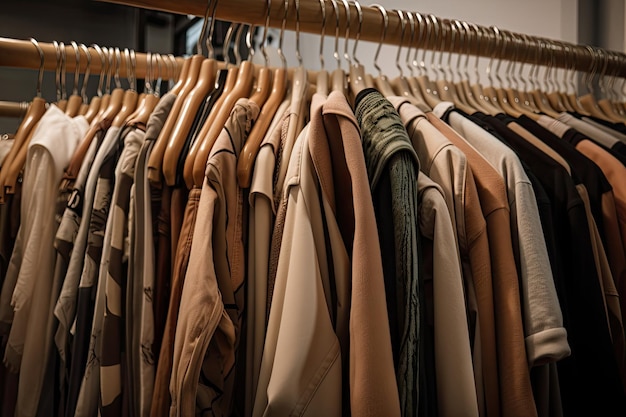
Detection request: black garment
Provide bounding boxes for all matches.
[513,115,612,244]
[472,112,626,417]
[562,127,626,167]
[581,113,626,135]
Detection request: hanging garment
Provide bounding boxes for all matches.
[0,105,88,417]
[441,105,570,366]
[245,98,290,414]
[170,98,259,417]
[429,108,538,417]
[99,123,147,417]
[391,96,500,417]
[471,112,626,417]
[354,89,425,417]
[132,92,177,417]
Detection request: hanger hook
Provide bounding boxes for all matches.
[223,22,238,66]
[30,38,44,98]
[130,49,137,91]
[245,24,255,62]
[145,51,152,95]
[79,44,91,102]
[91,44,105,97]
[206,0,219,59]
[53,41,62,101]
[261,0,271,67]
[319,0,326,70]
[71,41,81,96]
[469,23,481,84]
[124,48,132,90]
[59,42,67,100]
[428,14,442,80]
[394,9,406,77]
[330,0,341,69]
[405,11,416,76]
[372,4,388,77]
[277,0,288,69]
[234,23,246,65]
[340,0,350,66]
[197,0,215,55]
[102,48,113,94]
[584,45,596,94]
[413,12,427,76]
[352,0,363,66]
[113,47,122,89]
[458,21,470,81]
[447,20,458,82]
[295,0,303,66]
[492,26,505,87]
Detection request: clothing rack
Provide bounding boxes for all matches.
[0,37,183,80]
[100,0,626,77]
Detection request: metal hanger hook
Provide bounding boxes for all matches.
[277,0,288,69]
[371,4,388,77]
[53,41,62,101]
[261,0,271,67]
[206,0,219,59]
[404,11,415,75]
[340,0,351,66]
[318,0,326,70]
[223,22,238,66]
[197,0,215,55]
[30,38,44,98]
[71,41,81,96]
[394,9,406,77]
[114,47,122,89]
[91,44,105,97]
[352,0,363,66]
[60,42,67,99]
[295,0,303,66]
[233,23,246,65]
[79,44,91,102]
[330,0,341,69]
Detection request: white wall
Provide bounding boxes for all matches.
[257,0,578,82]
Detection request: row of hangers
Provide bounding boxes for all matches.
[146,0,626,192]
[4,0,626,199]
[0,39,181,204]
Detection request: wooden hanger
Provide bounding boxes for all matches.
[0,39,47,204]
[191,61,253,186]
[238,2,288,188]
[111,49,138,128]
[162,55,217,186]
[272,0,309,190]
[453,21,489,113]
[188,19,255,187]
[435,19,476,114]
[408,13,443,108]
[183,64,237,187]
[146,54,201,184]
[65,47,127,177]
